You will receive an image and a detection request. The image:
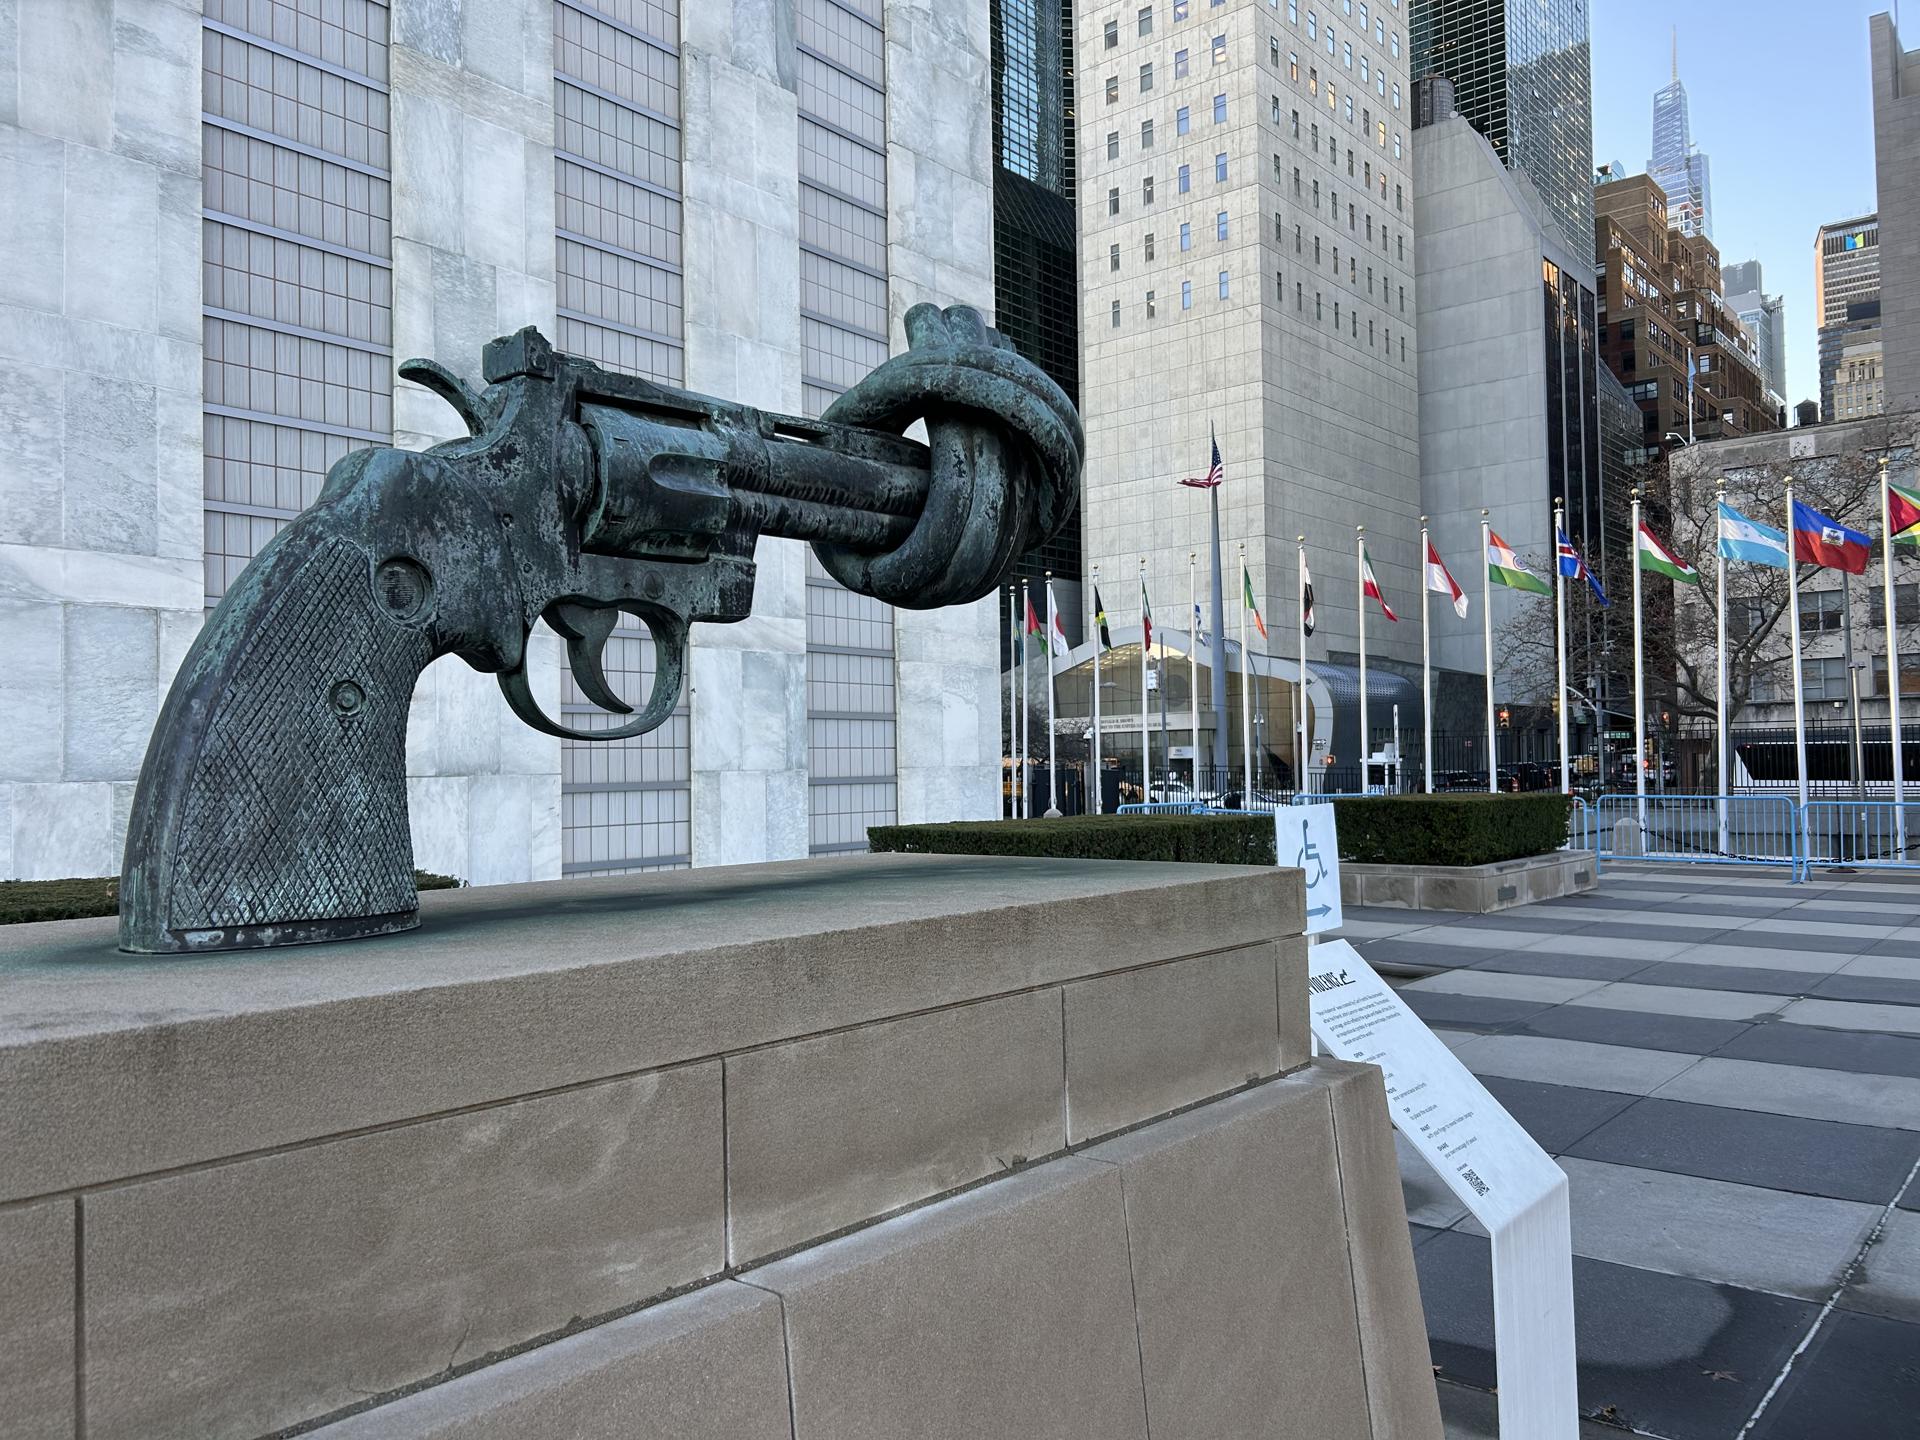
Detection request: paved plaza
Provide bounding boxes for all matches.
[1341,862,1920,1439]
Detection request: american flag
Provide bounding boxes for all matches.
[1179,430,1224,489]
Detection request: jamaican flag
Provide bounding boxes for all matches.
[1093,587,1113,649]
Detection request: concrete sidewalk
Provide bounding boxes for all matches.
[1339,862,1920,1440]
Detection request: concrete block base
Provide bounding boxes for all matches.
[1341,848,1598,912]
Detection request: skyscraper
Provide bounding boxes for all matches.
[1815,215,1883,419]
[1873,12,1919,413]
[1722,259,1789,411]
[1411,0,1595,258]
[1647,34,1712,240]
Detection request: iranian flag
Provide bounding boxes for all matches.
[1425,539,1468,618]
[1636,522,1702,586]
[1487,530,1551,595]
[1360,545,1399,621]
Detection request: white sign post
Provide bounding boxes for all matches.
[1309,938,1578,1439]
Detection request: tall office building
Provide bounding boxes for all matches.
[0,0,1002,881]
[992,0,1082,657]
[1646,38,1712,240]
[1723,259,1788,412]
[1815,214,1883,420]
[1410,0,1595,258]
[1873,12,1919,413]
[1077,0,1422,772]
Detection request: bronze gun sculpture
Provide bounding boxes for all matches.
[120,304,1080,953]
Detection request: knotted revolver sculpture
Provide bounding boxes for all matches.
[120,304,1080,953]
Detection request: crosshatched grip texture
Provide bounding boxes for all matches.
[117,309,1081,954]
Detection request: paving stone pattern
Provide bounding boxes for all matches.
[1347,863,1920,1439]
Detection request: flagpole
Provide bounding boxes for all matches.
[1883,457,1908,855]
[1019,579,1031,818]
[1786,477,1809,812]
[1240,543,1255,803]
[1044,573,1061,817]
[1421,517,1433,795]
[1555,497,1570,797]
[1207,436,1229,772]
[1357,525,1369,793]
[1140,559,1152,796]
[1632,488,1647,825]
[1715,479,1730,856]
[1189,550,1201,788]
[1297,537,1310,794]
[1091,567,1104,815]
[1481,510,1496,796]
[1007,585,1018,818]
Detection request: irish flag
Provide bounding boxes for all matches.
[1425,539,1468,618]
[1360,545,1399,621]
[1890,481,1920,546]
[1487,530,1551,595]
[1242,565,1268,639]
[1636,522,1701,585]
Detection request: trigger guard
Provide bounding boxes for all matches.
[496,604,687,742]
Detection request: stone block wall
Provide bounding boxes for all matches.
[0,855,1451,1439]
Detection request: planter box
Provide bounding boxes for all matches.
[1341,848,1597,914]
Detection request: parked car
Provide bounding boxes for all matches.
[1435,770,1488,792]
[1507,763,1556,792]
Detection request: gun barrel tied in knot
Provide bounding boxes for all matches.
[119,304,1081,954]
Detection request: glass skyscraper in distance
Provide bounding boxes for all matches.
[1411,0,1595,258]
[1647,37,1712,240]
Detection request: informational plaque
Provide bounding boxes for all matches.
[1309,939,1578,1440]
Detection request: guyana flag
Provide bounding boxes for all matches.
[1636,522,1702,585]
[1242,565,1268,640]
[1892,481,1920,546]
[1093,586,1113,649]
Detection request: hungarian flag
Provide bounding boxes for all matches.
[1242,565,1268,639]
[1360,545,1399,621]
[1093,586,1113,649]
[1045,581,1069,657]
[1791,499,1870,574]
[1140,578,1153,651]
[1636,522,1701,586]
[1488,530,1551,594]
[1425,539,1468,618]
[1892,482,1920,546]
[1301,554,1316,637]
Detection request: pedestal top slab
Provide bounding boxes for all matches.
[1,855,1300,1202]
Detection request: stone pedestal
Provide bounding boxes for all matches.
[0,855,1439,1439]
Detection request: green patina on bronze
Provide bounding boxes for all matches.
[119,305,1081,954]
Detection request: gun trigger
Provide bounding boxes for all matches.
[546,602,631,715]
[398,358,494,436]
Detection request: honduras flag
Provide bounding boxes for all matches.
[1717,501,1789,569]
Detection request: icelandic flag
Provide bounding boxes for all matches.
[1791,499,1871,574]
[1193,601,1211,647]
[1717,501,1789,569]
[1556,528,1610,607]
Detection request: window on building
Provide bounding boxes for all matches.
[1141,62,1154,91]
[1214,92,1227,122]
[1215,151,1227,181]
[1219,269,1230,298]
[1106,18,1119,46]
[1802,656,1850,701]
[1309,65,1318,94]
[1389,26,1397,53]
[1366,265,1373,293]
[1365,213,1373,239]
[1799,589,1845,633]
[1108,131,1121,160]
[1289,0,1298,19]
[1271,37,1281,66]
[1111,299,1121,328]
[1142,118,1155,148]
[1315,235,1322,262]
[1398,283,1404,310]
[1295,222,1302,251]
[1145,232,1156,260]
[1377,118,1387,146]
[1343,40,1352,67]
[1311,121,1320,148]
[1272,93,1281,122]
[1397,233,1403,261]
[1179,163,1191,193]
[1395,182,1403,210]
[1110,243,1121,272]
[1393,82,1401,110]
[1326,26,1335,56]
[1146,289,1157,318]
[1176,47,1190,77]
[1212,33,1227,62]
[1181,221,1192,250]
[1312,178,1320,206]
[1307,9,1317,39]
[1378,72,1386,97]
[1344,94,1353,121]
[1347,150,1354,176]
[1183,278,1193,309]
[1348,202,1355,229]
[1334,299,1340,326]
[1178,105,1191,134]
[1273,210,1282,239]
[1140,4,1154,35]
[1369,318,1375,343]
[1274,153,1283,182]
[1293,165,1301,194]
[1316,290,1323,318]
[1291,108,1301,137]
[1143,174,1155,204]
[1360,55,1369,83]
[1867,584,1920,626]
[1108,186,1120,215]
[1393,131,1402,159]
[1217,209,1229,239]
[1107,74,1119,103]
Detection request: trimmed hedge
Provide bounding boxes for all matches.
[0,871,463,926]
[869,793,1570,870]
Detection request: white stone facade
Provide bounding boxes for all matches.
[1077,0,1423,746]
[0,0,1000,883]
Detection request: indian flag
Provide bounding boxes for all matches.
[1242,564,1268,640]
[1636,522,1701,585]
[1487,530,1551,595]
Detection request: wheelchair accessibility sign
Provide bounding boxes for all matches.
[1281,805,1342,936]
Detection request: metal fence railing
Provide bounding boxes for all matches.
[1593,793,1804,878]
[1801,802,1920,871]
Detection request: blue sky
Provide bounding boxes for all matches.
[1590,1,1897,409]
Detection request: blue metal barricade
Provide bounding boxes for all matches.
[1801,801,1920,871]
[1592,793,1802,878]
[1566,796,1592,852]
[1115,802,1205,816]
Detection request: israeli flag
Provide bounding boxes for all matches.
[1717,501,1789,569]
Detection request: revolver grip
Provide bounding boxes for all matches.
[119,515,438,953]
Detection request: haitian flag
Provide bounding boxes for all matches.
[1791,499,1871,574]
